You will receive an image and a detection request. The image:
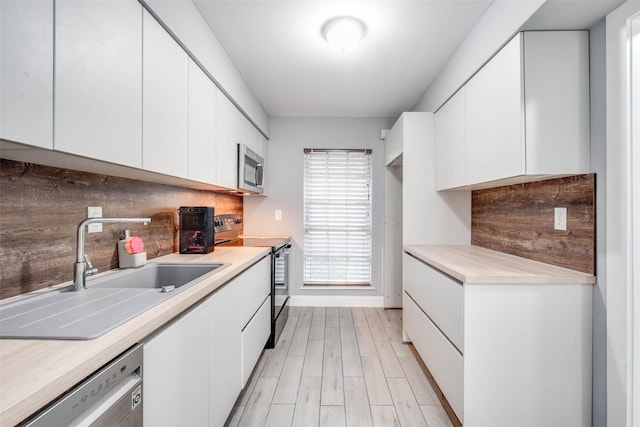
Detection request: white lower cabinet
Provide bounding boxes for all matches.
[143,300,211,427]
[241,297,270,387]
[403,251,592,426]
[144,255,271,427]
[210,278,242,427]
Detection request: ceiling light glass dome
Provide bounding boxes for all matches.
[322,16,367,53]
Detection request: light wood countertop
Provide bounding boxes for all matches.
[0,247,270,427]
[404,245,595,285]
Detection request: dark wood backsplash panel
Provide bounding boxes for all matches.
[471,174,595,274]
[0,159,242,299]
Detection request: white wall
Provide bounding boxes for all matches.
[140,0,270,136]
[243,117,396,304]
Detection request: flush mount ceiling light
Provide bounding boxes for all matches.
[321,16,367,53]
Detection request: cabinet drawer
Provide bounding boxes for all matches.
[404,293,463,421]
[404,253,464,351]
[241,296,270,387]
[240,256,271,328]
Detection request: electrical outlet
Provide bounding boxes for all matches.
[87,206,103,233]
[554,207,567,231]
[275,210,282,221]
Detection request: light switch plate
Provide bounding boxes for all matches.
[87,206,103,233]
[275,210,282,221]
[554,207,567,231]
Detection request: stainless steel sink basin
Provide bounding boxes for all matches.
[0,263,228,340]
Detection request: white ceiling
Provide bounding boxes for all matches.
[194,0,623,118]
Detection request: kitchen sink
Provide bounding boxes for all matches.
[0,263,228,340]
[88,263,225,290]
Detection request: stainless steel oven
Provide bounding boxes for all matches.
[23,344,143,427]
[269,242,291,348]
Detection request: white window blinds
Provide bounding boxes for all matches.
[303,149,372,285]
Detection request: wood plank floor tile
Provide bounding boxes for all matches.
[309,315,326,340]
[387,377,427,427]
[420,405,455,427]
[273,355,305,404]
[319,405,346,427]
[238,377,278,427]
[364,308,389,342]
[321,374,345,406]
[238,307,454,427]
[265,404,295,427]
[375,308,396,329]
[374,341,405,378]
[324,327,342,358]
[339,307,353,318]
[298,307,314,327]
[352,308,369,328]
[370,405,401,427]
[361,356,393,405]
[355,326,377,357]
[341,339,364,377]
[326,307,340,327]
[344,377,373,427]
[289,326,310,356]
[226,405,244,427]
[340,322,357,342]
[398,355,439,405]
[291,376,321,427]
[302,339,324,377]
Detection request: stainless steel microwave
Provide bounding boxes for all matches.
[238,144,264,194]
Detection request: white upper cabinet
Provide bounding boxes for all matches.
[436,31,590,191]
[54,0,142,167]
[188,59,217,184]
[434,88,466,190]
[384,118,403,167]
[143,9,189,178]
[0,0,53,149]
[216,94,240,189]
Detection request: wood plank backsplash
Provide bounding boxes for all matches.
[471,174,595,274]
[0,159,242,300]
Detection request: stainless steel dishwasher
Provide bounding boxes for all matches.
[23,344,143,427]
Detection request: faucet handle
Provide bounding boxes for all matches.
[84,254,98,277]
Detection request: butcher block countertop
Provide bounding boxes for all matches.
[0,246,270,427]
[404,245,595,285]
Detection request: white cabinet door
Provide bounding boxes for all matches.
[211,280,242,427]
[215,94,240,189]
[239,114,262,157]
[143,10,189,178]
[434,88,466,190]
[144,301,211,427]
[188,59,217,184]
[0,0,53,149]
[54,0,142,167]
[465,33,524,186]
[242,296,270,387]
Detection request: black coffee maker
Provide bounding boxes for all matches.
[178,207,214,254]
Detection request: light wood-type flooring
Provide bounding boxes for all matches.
[226,307,454,427]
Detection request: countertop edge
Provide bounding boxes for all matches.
[404,244,595,285]
[0,247,271,427]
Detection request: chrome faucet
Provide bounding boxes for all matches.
[74,217,151,291]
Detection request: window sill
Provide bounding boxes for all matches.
[300,285,375,291]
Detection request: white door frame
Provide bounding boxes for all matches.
[606,2,640,426]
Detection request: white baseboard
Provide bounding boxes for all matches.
[289,295,385,307]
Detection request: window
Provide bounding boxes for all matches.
[303,149,372,285]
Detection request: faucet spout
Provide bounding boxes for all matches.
[74,217,151,291]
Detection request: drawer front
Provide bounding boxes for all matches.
[404,253,464,351]
[241,255,271,328]
[241,296,270,387]
[404,293,463,421]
